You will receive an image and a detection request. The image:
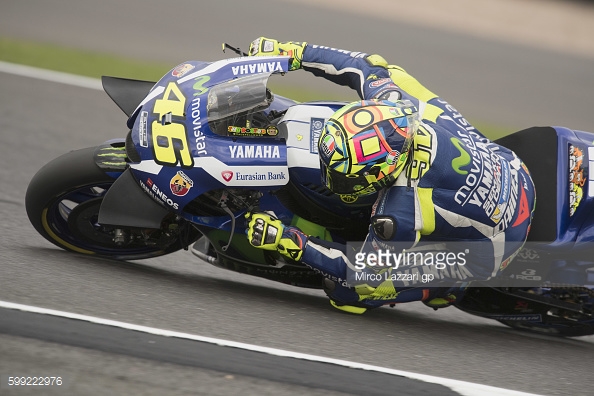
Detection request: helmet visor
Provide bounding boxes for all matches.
[320,159,377,196]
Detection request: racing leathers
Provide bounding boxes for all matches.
[254,43,536,312]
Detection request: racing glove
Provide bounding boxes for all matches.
[248,37,307,71]
[246,212,308,261]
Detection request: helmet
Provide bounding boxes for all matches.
[318,99,418,196]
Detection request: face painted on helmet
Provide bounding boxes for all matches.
[319,99,418,196]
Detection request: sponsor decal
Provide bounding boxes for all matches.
[520,249,539,260]
[191,97,207,156]
[228,126,267,136]
[340,194,359,204]
[499,247,521,271]
[371,216,396,240]
[488,314,541,321]
[192,76,210,96]
[262,40,275,52]
[309,45,367,59]
[489,160,510,224]
[514,300,530,311]
[371,189,388,216]
[512,186,530,227]
[228,145,280,159]
[172,63,195,78]
[386,150,400,165]
[227,125,279,137]
[219,168,288,185]
[368,78,393,88]
[569,144,585,216]
[170,170,194,197]
[499,257,512,271]
[139,179,179,210]
[231,61,285,76]
[450,137,471,175]
[512,268,542,281]
[320,134,335,159]
[310,118,325,154]
[221,170,233,182]
[570,182,584,217]
[138,111,149,148]
[449,118,519,229]
[233,171,287,181]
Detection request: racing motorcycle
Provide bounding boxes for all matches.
[25,48,594,337]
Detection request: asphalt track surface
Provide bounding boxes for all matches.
[1,1,594,395]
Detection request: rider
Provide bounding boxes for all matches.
[245,37,536,314]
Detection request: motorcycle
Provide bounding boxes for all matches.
[25,49,594,337]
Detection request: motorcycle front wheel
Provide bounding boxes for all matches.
[26,147,200,260]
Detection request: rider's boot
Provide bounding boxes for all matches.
[323,279,369,314]
[422,287,460,310]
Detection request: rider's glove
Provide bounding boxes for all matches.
[246,212,308,261]
[248,37,307,71]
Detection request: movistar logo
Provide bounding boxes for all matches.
[450,138,471,175]
[193,76,210,96]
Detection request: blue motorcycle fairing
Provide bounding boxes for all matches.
[129,136,290,215]
[126,57,293,217]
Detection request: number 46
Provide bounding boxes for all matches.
[152,82,194,168]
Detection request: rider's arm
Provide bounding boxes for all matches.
[300,45,389,99]
[300,185,420,285]
[300,45,446,122]
[302,45,438,101]
[250,37,458,123]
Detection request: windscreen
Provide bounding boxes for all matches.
[206,73,274,136]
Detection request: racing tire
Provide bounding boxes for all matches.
[497,316,594,338]
[26,147,199,260]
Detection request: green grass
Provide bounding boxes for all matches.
[0,37,171,81]
[0,36,328,99]
[469,121,515,140]
[0,36,510,138]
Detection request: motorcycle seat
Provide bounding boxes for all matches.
[495,126,558,242]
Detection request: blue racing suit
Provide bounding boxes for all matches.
[292,44,536,309]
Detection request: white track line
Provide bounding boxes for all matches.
[0,61,102,90]
[0,300,542,396]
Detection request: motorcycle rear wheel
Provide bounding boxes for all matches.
[496,288,594,337]
[497,318,594,337]
[456,286,594,337]
[26,147,199,260]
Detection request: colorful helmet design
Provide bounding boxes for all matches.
[319,99,418,196]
